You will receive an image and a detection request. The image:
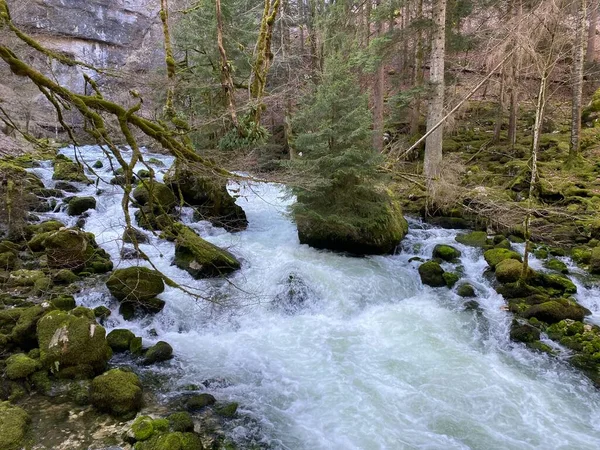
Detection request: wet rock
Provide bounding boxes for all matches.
[483,248,522,269]
[133,182,176,213]
[0,251,17,270]
[134,207,172,231]
[33,187,64,198]
[455,231,488,247]
[134,431,203,450]
[165,161,248,232]
[456,283,476,297]
[52,155,91,184]
[442,271,459,288]
[130,336,143,354]
[52,269,79,284]
[106,328,136,352]
[418,261,446,287]
[0,401,30,450]
[37,308,112,376]
[510,322,541,343]
[68,379,91,405]
[42,228,113,273]
[54,181,79,192]
[106,267,165,302]
[143,341,173,365]
[432,244,461,262]
[93,160,103,169]
[590,247,600,274]
[93,305,111,320]
[123,226,149,244]
[523,299,590,324]
[216,402,238,418]
[273,273,314,314]
[167,412,194,432]
[186,393,216,410]
[495,259,524,284]
[5,353,41,379]
[50,295,76,311]
[90,368,142,419]
[170,223,240,278]
[67,196,96,216]
[120,247,142,260]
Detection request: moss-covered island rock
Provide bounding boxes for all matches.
[106,267,165,302]
[0,402,30,450]
[90,368,143,419]
[169,223,240,278]
[52,154,91,184]
[67,196,96,216]
[432,244,461,262]
[133,182,177,213]
[484,248,522,269]
[37,308,112,376]
[418,261,446,287]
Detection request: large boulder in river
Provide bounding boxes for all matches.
[106,267,165,302]
[90,368,142,419]
[67,196,96,216]
[164,161,247,231]
[133,182,177,213]
[52,154,91,184]
[418,261,446,287]
[169,223,240,278]
[37,308,112,377]
[41,228,113,273]
[483,248,522,269]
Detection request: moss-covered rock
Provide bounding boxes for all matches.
[42,228,112,273]
[432,244,461,262]
[8,269,45,287]
[106,267,165,302]
[169,224,240,278]
[523,299,590,324]
[53,269,79,284]
[495,259,524,284]
[144,341,173,365]
[68,379,91,405]
[510,322,541,343]
[418,261,446,287]
[134,431,203,450]
[50,295,76,311]
[106,328,136,352]
[483,248,522,269]
[52,155,91,184]
[168,412,195,433]
[456,283,476,297]
[5,353,41,379]
[131,415,158,441]
[37,308,112,376]
[133,182,177,213]
[135,207,173,231]
[123,227,149,244]
[186,393,216,410]
[93,306,111,320]
[93,160,103,169]
[90,368,142,419]
[443,271,459,288]
[130,336,143,355]
[590,247,600,274]
[0,251,17,270]
[67,196,96,216]
[165,161,247,232]
[571,247,592,264]
[544,258,568,274]
[455,231,488,247]
[216,402,238,418]
[0,401,30,450]
[531,273,577,295]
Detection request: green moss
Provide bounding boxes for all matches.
[186,393,216,410]
[93,306,111,320]
[133,182,176,213]
[0,251,17,270]
[37,308,112,375]
[52,155,91,184]
[509,322,540,343]
[67,196,96,216]
[456,283,476,297]
[50,295,76,311]
[544,259,569,274]
[5,353,41,379]
[590,247,600,274]
[68,379,91,405]
[107,328,135,352]
[216,402,238,418]
[432,244,461,262]
[53,269,79,284]
[143,341,173,365]
[0,401,30,450]
[30,370,51,394]
[93,160,103,169]
[106,267,165,302]
[534,248,549,260]
[455,231,488,247]
[90,369,142,419]
[495,259,524,284]
[132,416,156,441]
[442,272,459,288]
[168,412,194,432]
[134,431,203,450]
[169,224,240,279]
[418,261,446,287]
[9,269,45,287]
[523,299,590,324]
[483,248,522,269]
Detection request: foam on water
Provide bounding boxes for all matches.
[30,146,600,449]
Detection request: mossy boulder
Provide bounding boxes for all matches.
[443,271,459,288]
[456,283,476,297]
[169,224,240,278]
[53,269,79,284]
[93,160,103,169]
[90,368,142,419]
[143,341,173,365]
[37,308,112,376]
[130,416,165,441]
[510,322,541,343]
[107,328,136,352]
[455,231,488,247]
[8,269,45,287]
[123,227,149,244]
[93,306,111,320]
[530,273,577,295]
[523,299,590,324]
[168,412,194,433]
[0,251,17,270]
[67,196,96,216]
[50,295,76,311]
[216,402,238,418]
[571,247,591,264]
[0,402,30,450]
[484,248,522,269]
[165,161,247,232]
[52,155,91,184]
[590,247,600,274]
[106,267,165,302]
[5,353,41,379]
[134,207,173,231]
[133,182,177,213]
[296,190,408,255]
[0,305,47,350]
[544,259,568,274]
[432,244,461,262]
[495,259,525,284]
[186,393,216,410]
[42,228,112,273]
[418,261,446,287]
[134,431,203,450]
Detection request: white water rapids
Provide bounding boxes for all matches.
[29,145,600,449]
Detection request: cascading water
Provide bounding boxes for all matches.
[29,145,600,449]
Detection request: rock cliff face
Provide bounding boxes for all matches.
[2,0,164,134]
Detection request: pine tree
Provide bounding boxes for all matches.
[291,52,408,255]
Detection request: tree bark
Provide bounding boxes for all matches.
[372,1,385,152]
[410,0,424,135]
[587,0,598,63]
[424,0,447,180]
[216,0,239,129]
[160,0,176,118]
[570,0,587,158]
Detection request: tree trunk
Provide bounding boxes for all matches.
[160,0,176,118]
[216,0,239,129]
[493,69,505,143]
[571,0,587,159]
[410,0,424,135]
[587,0,598,63]
[372,1,384,152]
[424,0,447,180]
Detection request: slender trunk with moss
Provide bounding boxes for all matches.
[493,69,505,143]
[160,0,176,118]
[588,0,598,63]
[410,0,424,136]
[216,0,239,130]
[570,0,587,160]
[372,1,385,152]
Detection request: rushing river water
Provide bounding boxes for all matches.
[29,145,600,449]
